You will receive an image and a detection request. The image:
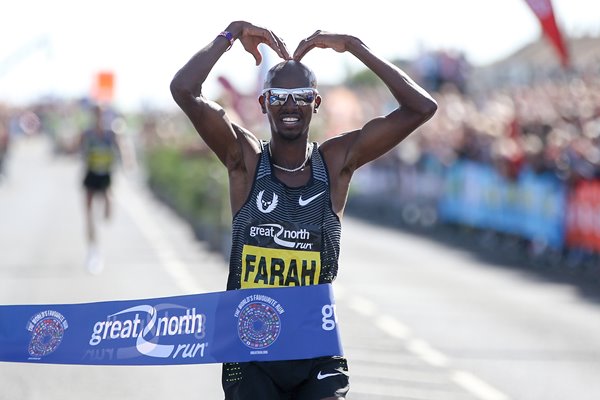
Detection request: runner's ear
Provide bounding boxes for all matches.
[259,94,267,114]
[313,95,321,113]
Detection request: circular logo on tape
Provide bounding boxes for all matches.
[27,310,68,358]
[237,301,281,349]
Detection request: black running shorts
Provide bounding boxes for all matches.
[222,356,349,399]
[83,171,111,192]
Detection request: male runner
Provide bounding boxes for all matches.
[77,104,123,273]
[170,20,437,400]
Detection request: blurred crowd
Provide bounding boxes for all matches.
[417,71,600,184]
[412,48,470,94]
[353,47,600,189]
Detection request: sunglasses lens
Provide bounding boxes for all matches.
[291,89,315,106]
[268,89,290,106]
[266,89,316,106]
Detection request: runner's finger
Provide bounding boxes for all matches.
[266,31,291,60]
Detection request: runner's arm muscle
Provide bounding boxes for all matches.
[170,21,290,172]
[294,32,437,173]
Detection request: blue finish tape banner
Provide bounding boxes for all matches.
[0,284,342,365]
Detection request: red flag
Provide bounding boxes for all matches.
[523,0,570,67]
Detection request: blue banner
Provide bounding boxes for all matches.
[438,160,566,247]
[518,168,566,248]
[0,284,342,365]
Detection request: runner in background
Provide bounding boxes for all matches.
[76,103,132,274]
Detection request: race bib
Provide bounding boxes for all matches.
[242,222,321,288]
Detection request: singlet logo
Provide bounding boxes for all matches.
[26,310,69,359]
[250,223,312,249]
[256,190,278,213]
[299,191,325,206]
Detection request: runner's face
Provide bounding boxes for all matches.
[262,67,319,142]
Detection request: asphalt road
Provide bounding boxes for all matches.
[2,135,600,400]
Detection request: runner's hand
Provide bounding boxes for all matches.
[293,30,350,61]
[233,21,291,65]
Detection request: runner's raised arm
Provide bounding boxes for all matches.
[170,21,290,167]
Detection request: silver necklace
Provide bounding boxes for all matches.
[269,142,312,173]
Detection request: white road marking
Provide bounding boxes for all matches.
[117,179,204,294]
[348,296,377,316]
[335,283,511,400]
[375,314,412,340]
[406,338,449,368]
[452,370,511,400]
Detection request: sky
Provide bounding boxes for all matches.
[0,0,598,111]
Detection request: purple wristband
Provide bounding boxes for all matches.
[218,31,234,51]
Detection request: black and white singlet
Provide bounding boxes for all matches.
[227,141,341,290]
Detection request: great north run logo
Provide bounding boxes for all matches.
[26,310,69,359]
[235,294,285,353]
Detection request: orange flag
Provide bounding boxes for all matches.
[92,71,115,103]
